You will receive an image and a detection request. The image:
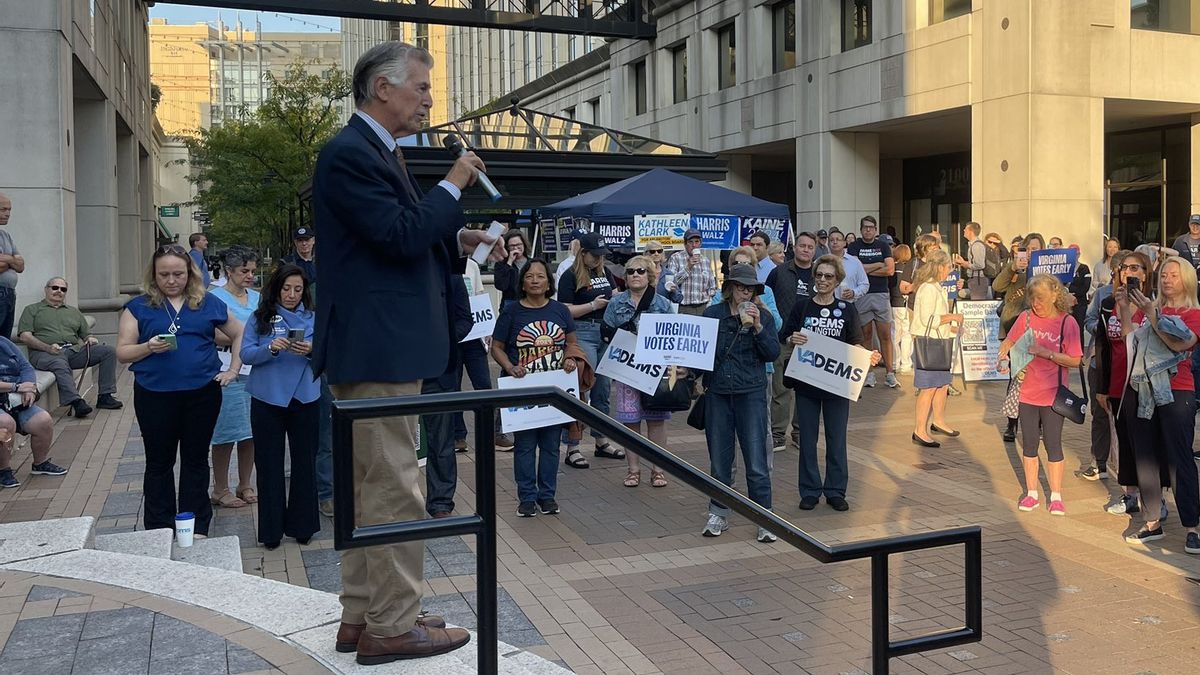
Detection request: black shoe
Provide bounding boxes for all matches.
[930,424,960,437]
[798,496,819,510]
[263,541,281,550]
[30,460,67,476]
[95,394,123,410]
[295,536,312,545]
[911,433,940,448]
[69,399,93,418]
[538,499,560,515]
[1187,533,1200,555]
[1002,428,1016,442]
[1125,526,1164,545]
[517,502,537,518]
[827,496,849,512]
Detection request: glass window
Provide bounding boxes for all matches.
[671,45,687,103]
[632,60,648,115]
[843,0,872,51]
[717,23,736,90]
[564,106,575,119]
[415,24,429,51]
[773,2,796,72]
[930,0,971,24]
[1131,0,1200,36]
[588,98,601,125]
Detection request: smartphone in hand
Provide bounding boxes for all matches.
[1127,277,1141,296]
[288,328,305,342]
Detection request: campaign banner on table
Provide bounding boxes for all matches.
[460,293,497,343]
[595,329,665,394]
[1027,248,1078,283]
[634,314,719,371]
[958,300,1006,381]
[740,216,791,246]
[691,214,740,250]
[497,369,581,433]
[634,214,689,250]
[783,331,874,401]
[591,222,634,248]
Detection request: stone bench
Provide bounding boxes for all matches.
[13,315,99,414]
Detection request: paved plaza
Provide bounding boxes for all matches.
[3,366,1200,674]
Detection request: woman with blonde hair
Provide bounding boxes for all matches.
[117,244,244,537]
[910,250,962,447]
[998,274,1083,516]
[891,244,914,372]
[1120,257,1200,550]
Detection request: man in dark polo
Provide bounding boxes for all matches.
[17,277,122,418]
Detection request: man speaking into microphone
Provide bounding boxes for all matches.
[311,41,504,665]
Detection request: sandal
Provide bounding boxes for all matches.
[593,441,625,460]
[650,470,667,488]
[210,490,246,508]
[564,448,590,469]
[623,470,641,487]
[236,487,258,504]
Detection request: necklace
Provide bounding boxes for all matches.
[163,300,183,334]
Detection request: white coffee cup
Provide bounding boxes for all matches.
[175,512,195,548]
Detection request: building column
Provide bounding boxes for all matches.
[796,131,880,234]
[1192,114,1200,217]
[132,148,154,290]
[73,99,118,302]
[721,154,752,194]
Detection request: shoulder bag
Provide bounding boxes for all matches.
[1051,314,1088,424]
[684,318,743,429]
[640,365,695,412]
[913,304,955,372]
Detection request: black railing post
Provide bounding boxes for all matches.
[871,553,890,675]
[474,404,499,673]
[966,535,983,637]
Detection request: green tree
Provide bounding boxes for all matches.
[184,62,351,257]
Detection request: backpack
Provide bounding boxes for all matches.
[982,241,1001,279]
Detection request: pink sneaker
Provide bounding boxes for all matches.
[1048,500,1066,516]
[1018,495,1040,511]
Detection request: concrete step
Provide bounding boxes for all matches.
[0,516,94,565]
[171,534,243,573]
[93,528,173,560]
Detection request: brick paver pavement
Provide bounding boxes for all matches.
[3,366,1200,673]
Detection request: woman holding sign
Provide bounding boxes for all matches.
[782,255,882,512]
[911,250,963,448]
[491,259,580,518]
[700,264,780,542]
[603,254,674,488]
[994,232,1045,443]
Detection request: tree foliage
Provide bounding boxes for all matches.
[184,62,351,257]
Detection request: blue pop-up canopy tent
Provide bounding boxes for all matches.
[539,168,790,223]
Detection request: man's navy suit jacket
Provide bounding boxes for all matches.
[311,114,466,385]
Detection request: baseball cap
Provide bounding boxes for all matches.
[1189,214,1200,226]
[816,229,828,238]
[578,232,611,256]
[684,228,702,242]
[293,227,314,239]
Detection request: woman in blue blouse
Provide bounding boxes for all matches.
[117,244,243,537]
[241,264,320,549]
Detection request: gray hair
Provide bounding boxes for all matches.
[219,245,259,271]
[352,41,434,108]
[44,276,66,288]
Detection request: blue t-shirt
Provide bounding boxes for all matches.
[492,301,575,373]
[849,238,892,295]
[189,249,210,287]
[126,294,229,392]
[209,287,259,325]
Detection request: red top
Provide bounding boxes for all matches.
[1145,306,1200,392]
[1105,309,1142,399]
[1006,311,1083,406]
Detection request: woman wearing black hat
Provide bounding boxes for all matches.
[558,232,619,468]
[699,264,780,542]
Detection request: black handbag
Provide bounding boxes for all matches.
[1050,315,1087,424]
[686,392,707,430]
[640,366,694,412]
[913,315,955,372]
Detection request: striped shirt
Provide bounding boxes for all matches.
[666,250,717,305]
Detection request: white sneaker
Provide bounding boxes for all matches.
[865,372,877,388]
[702,514,728,537]
[885,372,900,389]
[756,527,778,543]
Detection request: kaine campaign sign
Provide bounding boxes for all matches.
[634,214,689,250]
[784,331,874,401]
[691,214,741,250]
[595,329,665,394]
[740,216,791,246]
[1027,248,1078,283]
[460,293,497,343]
[497,369,581,433]
[634,314,719,371]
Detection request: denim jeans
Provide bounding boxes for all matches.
[421,378,458,515]
[573,321,610,440]
[315,376,334,502]
[794,394,850,498]
[704,388,772,517]
[1129,389,1199,528]
[454,340,494,441]
[513,425,561,504]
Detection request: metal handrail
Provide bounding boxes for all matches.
[332,386,982,674]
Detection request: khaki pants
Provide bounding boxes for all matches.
[678,303,708,316]
[770,344,794,439]
[330,380,424,638]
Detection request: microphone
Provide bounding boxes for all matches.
[442,135,501,202]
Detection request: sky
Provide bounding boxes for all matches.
[149,3,342,32]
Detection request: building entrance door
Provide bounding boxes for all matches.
[1105,160,1166,249]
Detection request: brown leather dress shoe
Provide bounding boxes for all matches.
[335,616,448,653]
[356,624,470,665]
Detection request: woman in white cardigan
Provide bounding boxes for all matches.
[911,250,963,448]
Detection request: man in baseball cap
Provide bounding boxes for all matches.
[815,229,831,258]
[281,227,316,282]
[665,228,716,315]
[1170,214,1200,284]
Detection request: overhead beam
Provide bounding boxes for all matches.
[155,0,656,39]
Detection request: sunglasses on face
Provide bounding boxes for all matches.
[48,285,67,292]
[625,268,648,276]
[646,249,663,254]
[987,240,1001,246]
[814,272,837,280]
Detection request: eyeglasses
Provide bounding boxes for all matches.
[48,285,67,292]
[625,268,648,276]
[814,272,837,280]
[1119,264,1145,271]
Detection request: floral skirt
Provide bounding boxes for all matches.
[612,381,671,424]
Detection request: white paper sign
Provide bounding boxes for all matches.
[595,329,665,395]
[958,300,1006,382]
[218,350,252,376]
[497,369,581,433]
[634,314,719,371]
[784,331,874,401]
[461,293,497,343]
